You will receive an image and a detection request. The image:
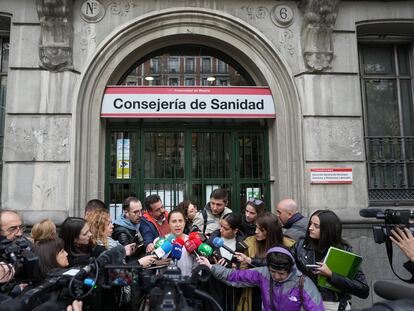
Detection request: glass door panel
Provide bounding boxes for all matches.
[106,127,269,213]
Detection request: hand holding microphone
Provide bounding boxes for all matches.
[213,237,236,255]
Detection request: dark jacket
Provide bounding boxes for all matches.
[139,213,169,247]
[292,237,369,306]
[240,214,256,237]
[283,213,308,241]
[112,224,136,246]
[403,260,414,283]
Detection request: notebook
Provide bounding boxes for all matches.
[317,246,362,292]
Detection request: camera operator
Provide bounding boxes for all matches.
[0,210,34,299]
[390,226,414,282]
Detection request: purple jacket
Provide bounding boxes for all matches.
[210,247,325,311]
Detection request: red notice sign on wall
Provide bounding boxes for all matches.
[310,168,353,184]
[101,86,276,118]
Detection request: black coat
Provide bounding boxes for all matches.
[240,214,256,237]
[292,237,369,304]
[112,224,136,246]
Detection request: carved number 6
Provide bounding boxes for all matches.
[279,8,288,20]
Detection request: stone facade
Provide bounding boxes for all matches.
[1,1,414,307]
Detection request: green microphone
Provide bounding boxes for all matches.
[198,243,213,257]
[154,237,166,249]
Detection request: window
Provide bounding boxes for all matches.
[0,17,10,202]
[217,59,227,73]
[184,77,195,86]
[359,42,414,205]
[168,57,179,74]
[120,45,252,87]
[185,57,195,73]
[168,77,179,86]
[217,79,229,86]
[201,57,211,73]
[151,58,160,74]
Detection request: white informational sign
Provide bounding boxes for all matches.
[310,168,353,184]
[116,139,130,179]
[246,187,260,200]
[101,87,276,118]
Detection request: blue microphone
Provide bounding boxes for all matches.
[154,240,173,259]
[171,243,183,264]
[212,237,236,255]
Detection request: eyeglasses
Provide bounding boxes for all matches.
[2,225,26,234]
[247,198,264,206]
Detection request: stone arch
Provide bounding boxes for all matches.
[71,8,304,215]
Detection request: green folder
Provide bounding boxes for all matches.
[317,246,362,293]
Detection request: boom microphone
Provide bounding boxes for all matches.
[212,237,236,255]
[359,208,384,218]
[79,245,126,276]
[374,280,414,301]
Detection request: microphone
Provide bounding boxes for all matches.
[359,208,383,218]
[189,232,207,242]
[170,243,183,264]
[212,237,236,255]
[154,237,166,249]
[190,235,203,248]
[184,239,200,259]
[174,238,185,247]
[79,245,126,276]
[198,243,213,257]
[154,241,172,259]
[374,281,414,301]
[166,234,176,244]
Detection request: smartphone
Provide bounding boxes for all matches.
[133,233,144,248]
[104,265,140,286]
[306,264,321,269]
[237,241,248,251]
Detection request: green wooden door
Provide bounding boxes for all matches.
[105,125,270,216]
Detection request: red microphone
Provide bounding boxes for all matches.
[174,237,185,246]
[184,239,200,259]
[189,231,207,242]
[188,232,203,247]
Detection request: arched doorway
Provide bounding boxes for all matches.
[72,8,303,216]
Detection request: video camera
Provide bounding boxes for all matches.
[0,237,38,280]
[359,208,414,244]
[138,262,221,311]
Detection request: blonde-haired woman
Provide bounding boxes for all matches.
[86,208,134,257]
[31,219,57,244]
[85,209,155,266]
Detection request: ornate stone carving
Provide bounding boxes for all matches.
[280,29,296,56]
[108,1,137,16]
[299,0,340,71]
[36,0,73,72]
[240,6,268,20]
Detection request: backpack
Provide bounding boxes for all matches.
[201,209,208,235]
